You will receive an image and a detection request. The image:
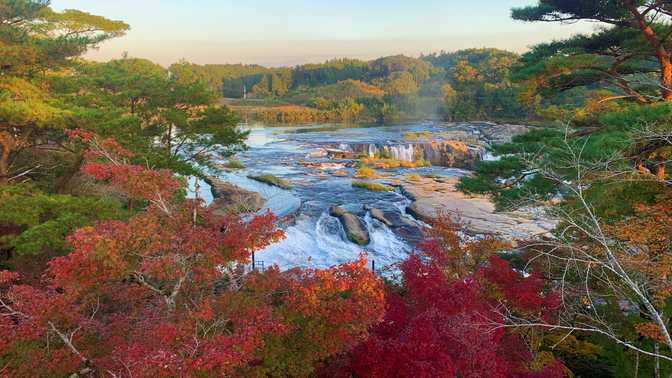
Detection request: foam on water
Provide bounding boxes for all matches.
[256,211,413,271]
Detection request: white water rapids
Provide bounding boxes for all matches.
[256,211,413,271]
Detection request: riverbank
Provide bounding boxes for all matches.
[398,176,557,241]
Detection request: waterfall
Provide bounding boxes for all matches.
[389,144,415,161]
[368,144,378,157]
[468,145,485,160]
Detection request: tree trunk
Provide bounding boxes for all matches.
[623,0,672,100]
[659,58,672,101]
[55,155,85,194]
[655,341,661,378]
[0,131,18,186]
[634,350,639,378]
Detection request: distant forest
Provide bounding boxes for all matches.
[184,49,552,123]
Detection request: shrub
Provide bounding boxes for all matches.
[352,181,393,191]
[404,173,422,180]
[384,159,401,168]
[248,173,292,189]
[356,166,376,177]
[223,159,246,169]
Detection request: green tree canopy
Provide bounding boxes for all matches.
[0,0,129,185]
[511,0,672,101]
[75,56,248,176]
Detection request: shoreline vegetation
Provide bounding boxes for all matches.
[247,173,293,189]
[6,0,672,376]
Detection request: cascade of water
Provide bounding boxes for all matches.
[338,143,350,151]
[468,145,485,159]
[368,144,378,157]
[256,211,413,271]
[389,144,415,161]
[361,212,413,266]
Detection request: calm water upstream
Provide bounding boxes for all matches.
[194,121,475,271]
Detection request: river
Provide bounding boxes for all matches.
[193,120,480,271]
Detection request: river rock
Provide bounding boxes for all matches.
[369,207,393,226]
[402,183,557,242]
[478,124,533,145]
[420,141,480,169]
[204,176,266,215]
[381,210,424,244]
[329,170,348,177]
[363,204,423,243]
[329,205,370,246]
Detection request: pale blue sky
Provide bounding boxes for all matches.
[52,0,595,67]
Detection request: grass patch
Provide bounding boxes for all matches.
[355,166,377,177]
[404,173,422,180]
[383,158,400,168]
[414,160,431,167]
[352,181,393,191]
[247,173,293,189]
[223,159,246,169]
[399,160,416,168]
[424,173,444,178]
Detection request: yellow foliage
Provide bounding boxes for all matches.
[355,166,376,177]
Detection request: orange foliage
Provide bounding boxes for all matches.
[605,190,672,305]
[419,212,510,279]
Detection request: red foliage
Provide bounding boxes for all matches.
[68,128,180,204]
[336,253,565,378]
[0,136,386,377]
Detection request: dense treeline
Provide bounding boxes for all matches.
[186,49,562,123]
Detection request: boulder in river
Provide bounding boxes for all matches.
[204,176,266,215]
[329,205,370,246]
[381,210,424,244]
[363,204,423,245]
[363,205,393,226]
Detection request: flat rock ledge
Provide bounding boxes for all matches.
[402,179,557,242]
[204,176,266,215]
[329,205,370,246]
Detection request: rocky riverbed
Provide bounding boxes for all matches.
[400,177,557,241]
[202,120,555,269]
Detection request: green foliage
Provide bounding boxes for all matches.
[510,0,672,105]
[223,159,246,169]
[355,165,376,177]
[283,79,384,105]
[351,181,393,191]
[247,173,292,189]
[365,54,439,85]
[255,106,325,123]
[0,1,129,185]
[383,71,418,95]
[429,48,532,121]
[74,56,249,177]
[0,183,127,255]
